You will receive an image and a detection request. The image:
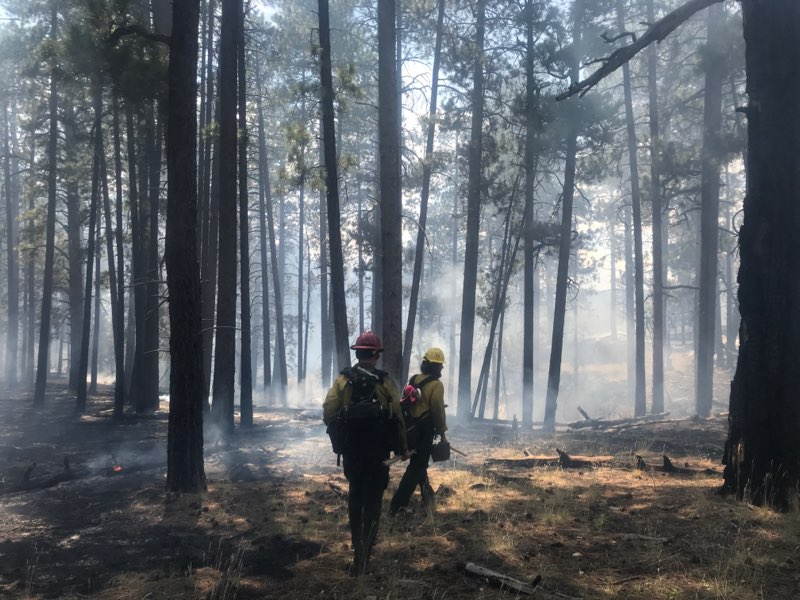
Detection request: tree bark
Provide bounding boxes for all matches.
[457,0,487,419]
[522,0,537,430]
[125,103,147,410]
[696,2,725,418]
[647,0,665,415]
[76,79,103,414]
[255,61,273,397]
[165,0,206,493]
[63,104,83,393]
[143,103,162,411]
[211,0,239,433]
[237,0,253,426]
[616,0,647,417]
[111,91,126,414]
[402,0,445,383]
[3,98,19,386]
[201,96,220,406]
[33,3,60,407]
[90,217,100,395]
[378,0,403,382]
[318,0,350,371]
[318,129,331,387]
[104,96,124,418]
[543,0,584,432]
[722,0,800,509]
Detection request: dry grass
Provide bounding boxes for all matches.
[77,423,800,600]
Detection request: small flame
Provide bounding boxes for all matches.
[113,465,123,473]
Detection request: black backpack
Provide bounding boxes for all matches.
[327,367,394,459]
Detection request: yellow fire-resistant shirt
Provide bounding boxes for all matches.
[323,364,408,453]
[405,374,448,435]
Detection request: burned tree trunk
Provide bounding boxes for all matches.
[723,0,800,509]
[165,0,206,493]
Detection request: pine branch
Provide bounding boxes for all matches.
[108,24,170,48]
[556,0,724,101]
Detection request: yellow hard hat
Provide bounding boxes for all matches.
[423,347,445,364]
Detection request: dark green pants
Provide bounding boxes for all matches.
[343,456,389,572]
[390,418,434,514]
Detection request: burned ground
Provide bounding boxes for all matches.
[1,382,799,599]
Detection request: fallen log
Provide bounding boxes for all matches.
[617,533,669,543]
[327,481,348,500]
[13,465,79,493]
[577,406,592,421]
[485,453,614,470]
[459,562,541,596]
[556,448,595,469]
[568,412,670,431]
[634,454,703,475]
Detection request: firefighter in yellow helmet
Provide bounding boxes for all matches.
[390,347,448,515]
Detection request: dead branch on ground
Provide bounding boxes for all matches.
[635,454,718,476]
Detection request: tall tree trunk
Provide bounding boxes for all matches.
[543,0,584,432]
[624,207,634,403]
[199,0,217,408]
[237,0,253,426]
[457,0,487,419]
[111,91,126,412]
[90,191,101,394]
[166,0,206,493]
[378,0,403,382]
[402,0,445,383]
[143,103,162,411]
[200,0,215,260]
[63,104,83,393]
[521,0,537,429]
[474,190,520,419]
[106,95,125,418]
[448,154,459,388]
[2,97,19,386]
[616,0,647,417]
[722,0,800,509]
[77,79,103,413]
[211,0,239,432]
[201,96,220,406]
[493,304,506,421]
[318,132,331,387]
[255,62,272,397]
[24,144,35,387]
[197,0,210,255]
[357,182,365,333]
[33,3,59,407]
[318,0,350,371]
[695,2,725,418]
[647,0,665,415]
[303,249,311,379]
[259,125,287,406]
[724,173,737,368]
[125,103,147,409]
[609,222,617,339]
[297,182,305,382]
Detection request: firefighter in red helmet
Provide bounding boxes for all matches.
[323,331,409,575]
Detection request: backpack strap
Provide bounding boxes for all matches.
[410,374,437,391]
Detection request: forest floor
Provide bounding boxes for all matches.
[1,377,799,600]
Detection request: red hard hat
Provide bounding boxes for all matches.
[401,384,419,404]
[350,330,383,350]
